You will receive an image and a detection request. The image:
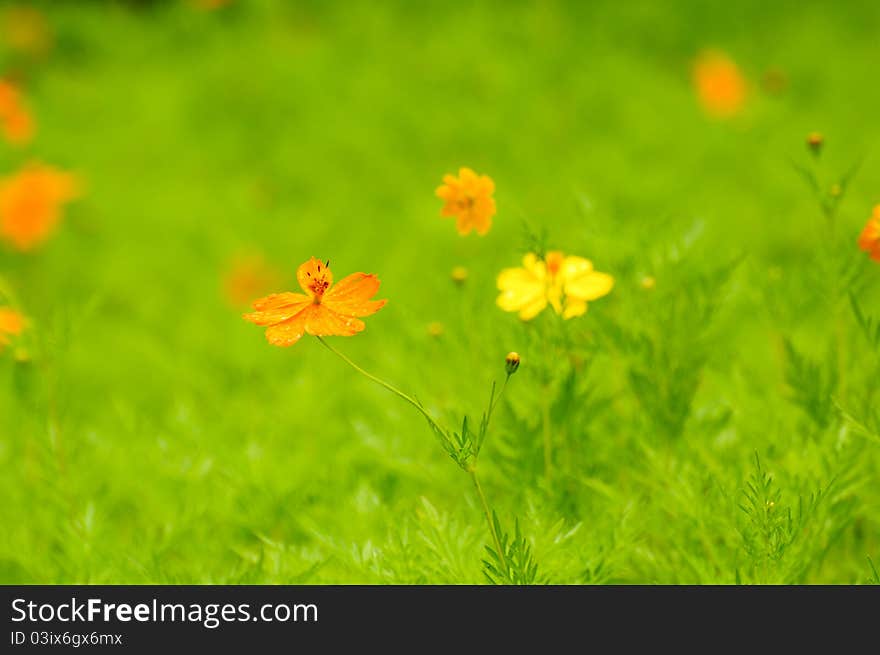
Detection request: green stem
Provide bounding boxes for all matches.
[317,335,510,573]
[315,336,445,436]
[469,467,506,570]
[484,375,510,433]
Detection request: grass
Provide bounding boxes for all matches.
[1,0,879,584]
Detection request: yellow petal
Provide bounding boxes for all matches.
[566,271,614,300]
[518,294,548,320]
[496,281,545,312]
[521,253,546,280]
[561,256,593,281]
[563,298,587,319]
[497,266,539,291]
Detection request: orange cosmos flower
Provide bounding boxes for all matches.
[693,50,747,119]
[0,163,79,251]
[858,205,880,263]
[0,306,26,353]
[243,257,386,346]
[436,167,496,236]
[0,80,34,145]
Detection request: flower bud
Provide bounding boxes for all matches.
[451,266,468,286]
[505,351,520,375]
[807,132,823,156]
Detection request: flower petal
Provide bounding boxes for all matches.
[243,292,311,326]
[563,299,587,319]
[304,305,365,336]
[458,167,478,185]
[518,294,548,320]
[497,266,539,291]
[455,213,473,235]
[265,313,307,347]
[479,175,495,194]
[324,272,387,317]
[496,276,546,316]
[561,256,593,280]
[565,271,614,301]
[521,253,547,280]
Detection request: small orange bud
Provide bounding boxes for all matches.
[505,351,520,375]
[427,321,444,338]
[807,132,823,156]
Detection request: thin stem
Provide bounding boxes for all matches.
[317,335,509,573]
[469,468,506,570]
[484,375,510,431]
[315,336,444,435]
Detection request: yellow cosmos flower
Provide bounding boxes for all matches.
[496,251,613,320]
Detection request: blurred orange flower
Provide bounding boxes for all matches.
[0,163,79,251]
[0,80,34,145]
[0,306,26,353]
[858,205,880,263]
[436,167,496,236]
[693,51,747,119]
[243,257,386,346]
[223,253,285,307]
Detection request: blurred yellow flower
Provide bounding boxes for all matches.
[2,6,52,58]
[0,80,34,145]
[427,321,444,337]
[693,50,747,119]
[0,163,79,251]
[0,306,26,353]
[858,205,880,263]
[436,167,496,236]
[496,251,613,320]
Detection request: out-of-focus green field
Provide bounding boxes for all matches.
[1,0,879,584]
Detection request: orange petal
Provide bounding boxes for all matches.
[243,292,311,325]
[265,313,308,346]
[435,184,454,200]
[324,272,387,317]
[458,167,477,184]
[303,305,365,336]
[479,175,495,195]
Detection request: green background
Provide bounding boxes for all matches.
[1,0,879,583]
